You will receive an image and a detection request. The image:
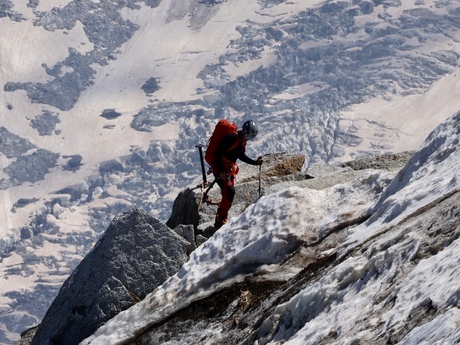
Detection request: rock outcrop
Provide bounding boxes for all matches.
[29,208,190,345]
[166,151,414,236]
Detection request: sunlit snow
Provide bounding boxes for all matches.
[82,113,459,344]
[2,0,460,342]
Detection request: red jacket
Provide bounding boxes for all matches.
[214,132,258,173]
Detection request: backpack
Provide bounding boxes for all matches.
[205,119,238,164]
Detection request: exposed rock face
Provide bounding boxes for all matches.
[29,208,190,345]
[0,127,35,159]
[12,327,37,345]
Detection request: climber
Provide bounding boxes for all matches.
[210,120,263,229]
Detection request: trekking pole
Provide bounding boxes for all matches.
[258,164,262,198]
[195,144,207,187]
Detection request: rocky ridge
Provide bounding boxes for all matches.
[77,110,460,345]
[167,151,415,236]
[15,148,419,345]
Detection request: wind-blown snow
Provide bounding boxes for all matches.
[399,309,460,345]
[82,111,460,344]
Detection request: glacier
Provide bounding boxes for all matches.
[2,0,460,342]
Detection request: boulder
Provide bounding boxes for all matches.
[30,208,190,345]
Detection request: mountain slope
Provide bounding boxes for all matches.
[80,111,460,344]
[2,0,460,342]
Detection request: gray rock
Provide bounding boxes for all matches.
[340,151,415,171]
[63,155,83,172]
[12,326,37,345]
[0,0,24,21]
[305,162,352,178]
[173,224,197,255]
[0,127,35,159]
[100,109,121,120]
[29,110,60,136]
[167,188,202,231]
[30,208,190,345]
[141,77,159,95]
[3,149,59,186]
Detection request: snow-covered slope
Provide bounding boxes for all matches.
[2,0,460,342]
[80,111,460,345]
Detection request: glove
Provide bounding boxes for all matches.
[257,156,264,165]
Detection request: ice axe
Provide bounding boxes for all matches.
[195,144,207,187]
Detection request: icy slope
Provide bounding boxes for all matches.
[343,108,460,248]
[262,111,460,344]
[81,113,459,344]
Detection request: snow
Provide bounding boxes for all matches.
[337,72,460,163]
[82,111,460,344]
[342,111,460,249]
[386,237,460,329]
[2,0,460,342]
[399,309,460,345]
